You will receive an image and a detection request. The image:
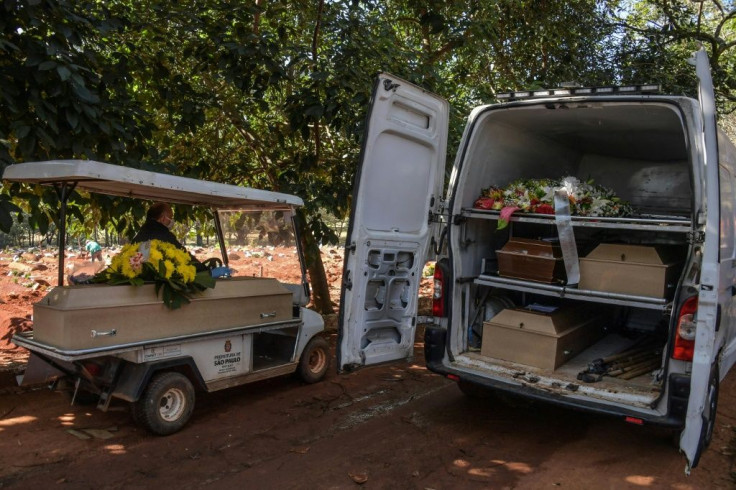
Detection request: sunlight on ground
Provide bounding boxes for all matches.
[0,415,37,427]
[104,444,127,455]
[625,475,664,487]
[453,458,533,478]
[58,413,76,426]
[408,364,427,371]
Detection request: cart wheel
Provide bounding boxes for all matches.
[133,372,195,436]
[297,336,329,384]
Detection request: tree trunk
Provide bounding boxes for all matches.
[297,209,334,315]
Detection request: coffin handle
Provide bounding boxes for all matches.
[260,311,277,319]
[91,329,117,338]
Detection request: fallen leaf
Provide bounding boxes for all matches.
[66,429,91,440]
[348,471,368,484]
[82,429,115,440]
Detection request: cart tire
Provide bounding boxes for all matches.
[133,372,195,436]
[297,336,329,384]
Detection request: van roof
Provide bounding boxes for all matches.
[2,160,303,209]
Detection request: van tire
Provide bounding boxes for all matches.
[133,372,195,436]
[700,366,720,448]
[297,336,329,384]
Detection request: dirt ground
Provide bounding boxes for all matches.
[0,245,735,489]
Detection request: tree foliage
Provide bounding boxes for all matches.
[1,0,734,313]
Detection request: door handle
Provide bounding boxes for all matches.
[91,329,117,338]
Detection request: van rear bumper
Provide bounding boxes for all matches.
[423,326,687,430]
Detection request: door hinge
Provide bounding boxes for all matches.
[416,316,435,325]
[686,231,705,244]
[345,241,357,253]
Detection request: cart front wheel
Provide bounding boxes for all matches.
[133,372,195,436]
[297,336,329,384]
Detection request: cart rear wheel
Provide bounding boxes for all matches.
[133,372,195,435]
[297,336,329,384]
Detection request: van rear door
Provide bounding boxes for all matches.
[680,49,723,473]
[337,73,449,372]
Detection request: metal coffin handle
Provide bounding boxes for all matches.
[91,329,117,338]
[260,312,277,319]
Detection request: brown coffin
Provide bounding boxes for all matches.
[481,306,606,370]
[496,238,566,283]
[32,277,294,350]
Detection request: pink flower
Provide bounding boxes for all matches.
[129,252,144,273]
[474,196,495,209]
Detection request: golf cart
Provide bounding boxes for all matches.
[3,159,328,435]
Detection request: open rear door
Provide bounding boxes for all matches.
[680,49,722,473]
[337,73,449,372]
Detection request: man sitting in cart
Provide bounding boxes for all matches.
[133,202,207,271]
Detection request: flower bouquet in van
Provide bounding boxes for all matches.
[94,239,215,309]
[474,177,634,229]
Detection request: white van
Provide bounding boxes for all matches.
[337,49,736,472]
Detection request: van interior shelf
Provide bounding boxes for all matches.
[474,274,669,311]
[461,208,692,233]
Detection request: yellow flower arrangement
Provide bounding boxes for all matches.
[94,239,215,309]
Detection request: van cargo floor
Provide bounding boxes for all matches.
[457,334,665,408]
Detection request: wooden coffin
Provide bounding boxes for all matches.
[481,305,606,370]
[496,238,566,283]
[32,277,294,350]
[579,244,682,298]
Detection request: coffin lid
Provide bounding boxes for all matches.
[487,305,596,336]
[37,277,290,309]
[498,237,562,259]
[583,243,680,265]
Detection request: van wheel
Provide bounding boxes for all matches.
[690,364,720,469]
[133,372,195,436]
[297,336,329,384]
[700,366,720,448]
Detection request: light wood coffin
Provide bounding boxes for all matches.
[481,306,606,370]
[579,243,682,298]
[33,277,294,350]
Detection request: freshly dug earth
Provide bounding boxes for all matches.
[0,246,735,489]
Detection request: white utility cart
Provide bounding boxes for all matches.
[4,160,329,435]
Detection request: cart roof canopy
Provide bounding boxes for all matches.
[2,160,303,210]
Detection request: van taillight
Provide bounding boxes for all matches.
[673,296,698,361]
[432,264,446,317]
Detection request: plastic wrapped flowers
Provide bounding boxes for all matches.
[93,239,215,309]
[474,177,634,229]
